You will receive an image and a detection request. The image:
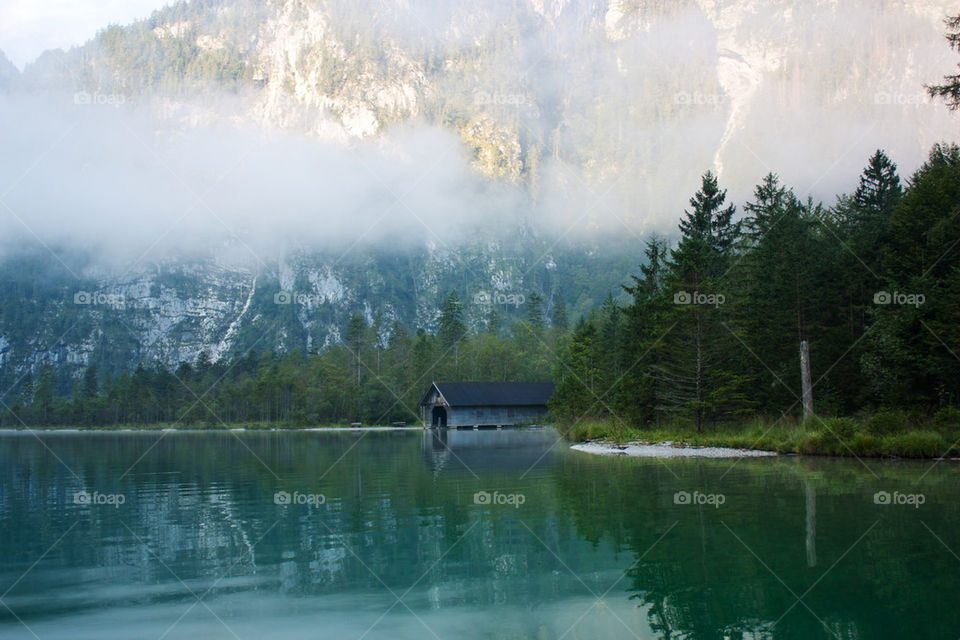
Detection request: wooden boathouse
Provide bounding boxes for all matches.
[419,381,555,428]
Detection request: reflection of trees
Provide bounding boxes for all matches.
[553,454,960,639]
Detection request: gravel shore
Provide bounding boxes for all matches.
[571,440,777,458]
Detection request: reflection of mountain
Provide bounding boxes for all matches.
[421,427,560,473]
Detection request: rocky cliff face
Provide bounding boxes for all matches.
[22,0,957,192]
[0,239,636,383]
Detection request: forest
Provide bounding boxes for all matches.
[551,144,960,453]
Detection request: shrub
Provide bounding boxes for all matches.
[822,417,860,441]
[563,422,591,442]
[849,433,881,457]
[798,431,840,456]
[881,431,946,458]
[866,410,911,436]
[932,407,960,436]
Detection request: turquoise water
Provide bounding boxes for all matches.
[1,428,959,639]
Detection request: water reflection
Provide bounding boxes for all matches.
[0,430,958,639]
[421,426,560,472]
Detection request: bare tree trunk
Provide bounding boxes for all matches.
[800,340,814,421]
[695,312,703,433]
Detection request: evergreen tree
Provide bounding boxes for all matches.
[486,306,501,335]
[438,291,466,350]
[928,14,960,110]
[346,314,366,388]
[34,364,57,425]
[526,292,545,330]
[853,150,902,224]
[551,317,600,421]
[551,292,569,331]
[620,236,670,427]
[675,170,739,279]
[654,172,742,432]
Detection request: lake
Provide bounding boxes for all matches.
[1,428,958,639]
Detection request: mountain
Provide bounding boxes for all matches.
[18,0,956,207]
[0,0,957,384]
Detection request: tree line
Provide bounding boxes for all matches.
[0,291,565,427]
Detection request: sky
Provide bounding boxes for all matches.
[0,0,170,69]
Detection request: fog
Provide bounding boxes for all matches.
[0,0,957,268]
[0,96,532,267]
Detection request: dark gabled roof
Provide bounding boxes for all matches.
[421,381,555,408]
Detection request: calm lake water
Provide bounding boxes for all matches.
[1,428,958,639]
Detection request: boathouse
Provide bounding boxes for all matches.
[419,381,555,428]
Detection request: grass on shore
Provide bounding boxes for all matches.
[559,408,960,459]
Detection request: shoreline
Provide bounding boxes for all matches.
[0,425,428,434]
[571,440,778,459]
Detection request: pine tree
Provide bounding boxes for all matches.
[438,291,466,349]
[346,314,366,388]
[551,293,569,331]
[34,364,57,425]
[675,170,739,279]
[526,292,545,330]
[653,172,742,432]
[853,150,902,223]
[620,236,670,427]
[551,317,600,421]
[82,365,99,399]
[438,291,466,378]
[486,306,501,335]
[927,14,960,110]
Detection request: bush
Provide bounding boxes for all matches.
[932,407,960,436]
[881,431,946,458]
[849,433,881,457]
[822,417,861,441]
[798,431,841,456]
[563,420,625,443]
[866,410,911,436]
